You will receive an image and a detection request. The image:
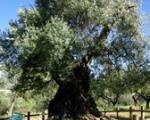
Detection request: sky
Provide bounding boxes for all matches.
[0,0,35,31]
[142,0,150,13]
[0,0,150,32]
[141,0,150,37]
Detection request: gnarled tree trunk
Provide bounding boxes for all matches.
[48,62,101,120]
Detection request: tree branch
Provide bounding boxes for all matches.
[83,5,136,64]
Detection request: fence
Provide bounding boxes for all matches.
[25,112,47,120]
[0,112,47,120]
[22,106,150,120]
[101,106,150,120]
[0,106,150,120]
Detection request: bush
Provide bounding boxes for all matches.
[0,92,11,115]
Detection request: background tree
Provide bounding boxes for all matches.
[91,70,128,106]
[125,65,150,109]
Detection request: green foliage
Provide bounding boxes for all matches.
[15,97,36,113]
[13,16,76,92]
[119,94,133,106]
[12,0,143,91]
[0,92,11,115]
[91,70,128,106]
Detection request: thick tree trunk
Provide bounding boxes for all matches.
[8,94,17,117]
[132,95,138,106]
[48,63,101,120]
[146,100,150,109]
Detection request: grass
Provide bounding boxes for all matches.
[0,115,9,120]
[103,106,150,120]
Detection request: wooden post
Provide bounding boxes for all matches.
[129,106,132,120]
[116,107,119,120]
[104,110,106,116]
[27,112,30,120]
[140,106,143,120]
[42,111,45,120]
[133,115,137,120]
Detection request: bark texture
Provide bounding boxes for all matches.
[48,63,101,120]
